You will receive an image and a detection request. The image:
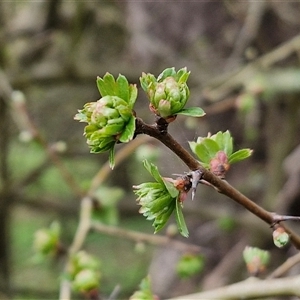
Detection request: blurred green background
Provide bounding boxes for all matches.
[1,1,300,299]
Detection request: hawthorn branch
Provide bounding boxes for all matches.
[135,117,300,249]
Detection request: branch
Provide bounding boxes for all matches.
[90,222,202,254]
[167,275,300,300]
[135,117,300,249]
[268,251,300,279]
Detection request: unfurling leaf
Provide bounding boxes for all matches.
[190,131,252,177]
[75,73,137,168]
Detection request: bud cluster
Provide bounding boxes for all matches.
[140,67,190,119]
[68,251,101,294]
[133,172,178,233]
[75,73,137,167]
[133,160,189,237]
[189,131,252,178]
[140,67,205,122]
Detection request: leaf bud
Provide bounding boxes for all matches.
[33,221,60,256]
[72,269,100,293]
[140,67,190,119]
[243,246,270,276]
[75,73,137,168]
[273,226,290,248]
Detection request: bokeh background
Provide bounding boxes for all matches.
[1,1,300,299]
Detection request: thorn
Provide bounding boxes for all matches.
[190,170,203,200]
[191,189,196,201]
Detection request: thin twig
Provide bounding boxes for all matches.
[90,221,202,254]
[268,251,300,279]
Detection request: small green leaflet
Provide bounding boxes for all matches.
[143,159,164,185]
[176,107,206,117]
[175,199,189,238]
[109,146,115,169]
[229,148,253,164]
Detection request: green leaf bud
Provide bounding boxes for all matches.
[273,227,290,248]
[33,221,60,256]
[243,246,270,276]
[130,276,157,300]
[133,160,192,236]
[75,251,101,272]
[72,269,100,293]
[75,73,137,168]
[176,254,205,278]
[190,131,252,177]
[140,67,204,119]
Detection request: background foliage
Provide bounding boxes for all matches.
[1,1,300,299]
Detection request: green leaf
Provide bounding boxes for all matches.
[209,131,233,156]
[128,84,138,109]
[201,138,220,157]
[140,73,156,92]
[116,74,129,102]
[109,146,115,169]
[96,77,108,97]
[143,160,164,184]
[177,67,189,83]
[229,148,252,164]
[157,67,175,81]
[96,73,116,97]
[212,131,225,151]
[175,199,189,237]
[188,141,197,155]
[102,73,117,96]
[176,107,206,117]
[190,143,211,164]
[119,116,136,143]
[97,138,115,151]
[222,130,233,156]
[190,138,220,164]
[148,194,174,215]
[139,74,149,91]
[103,124,124,136]
[163,178,179,198]
[153,202,175,233]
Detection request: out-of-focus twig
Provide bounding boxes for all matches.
[10,92,84,198]
[268,251,300,279]
[90,221,202,254]
[201,238,247,290]
[204,34,300,102]
[226,0,267,69]
[167,275,300,299]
